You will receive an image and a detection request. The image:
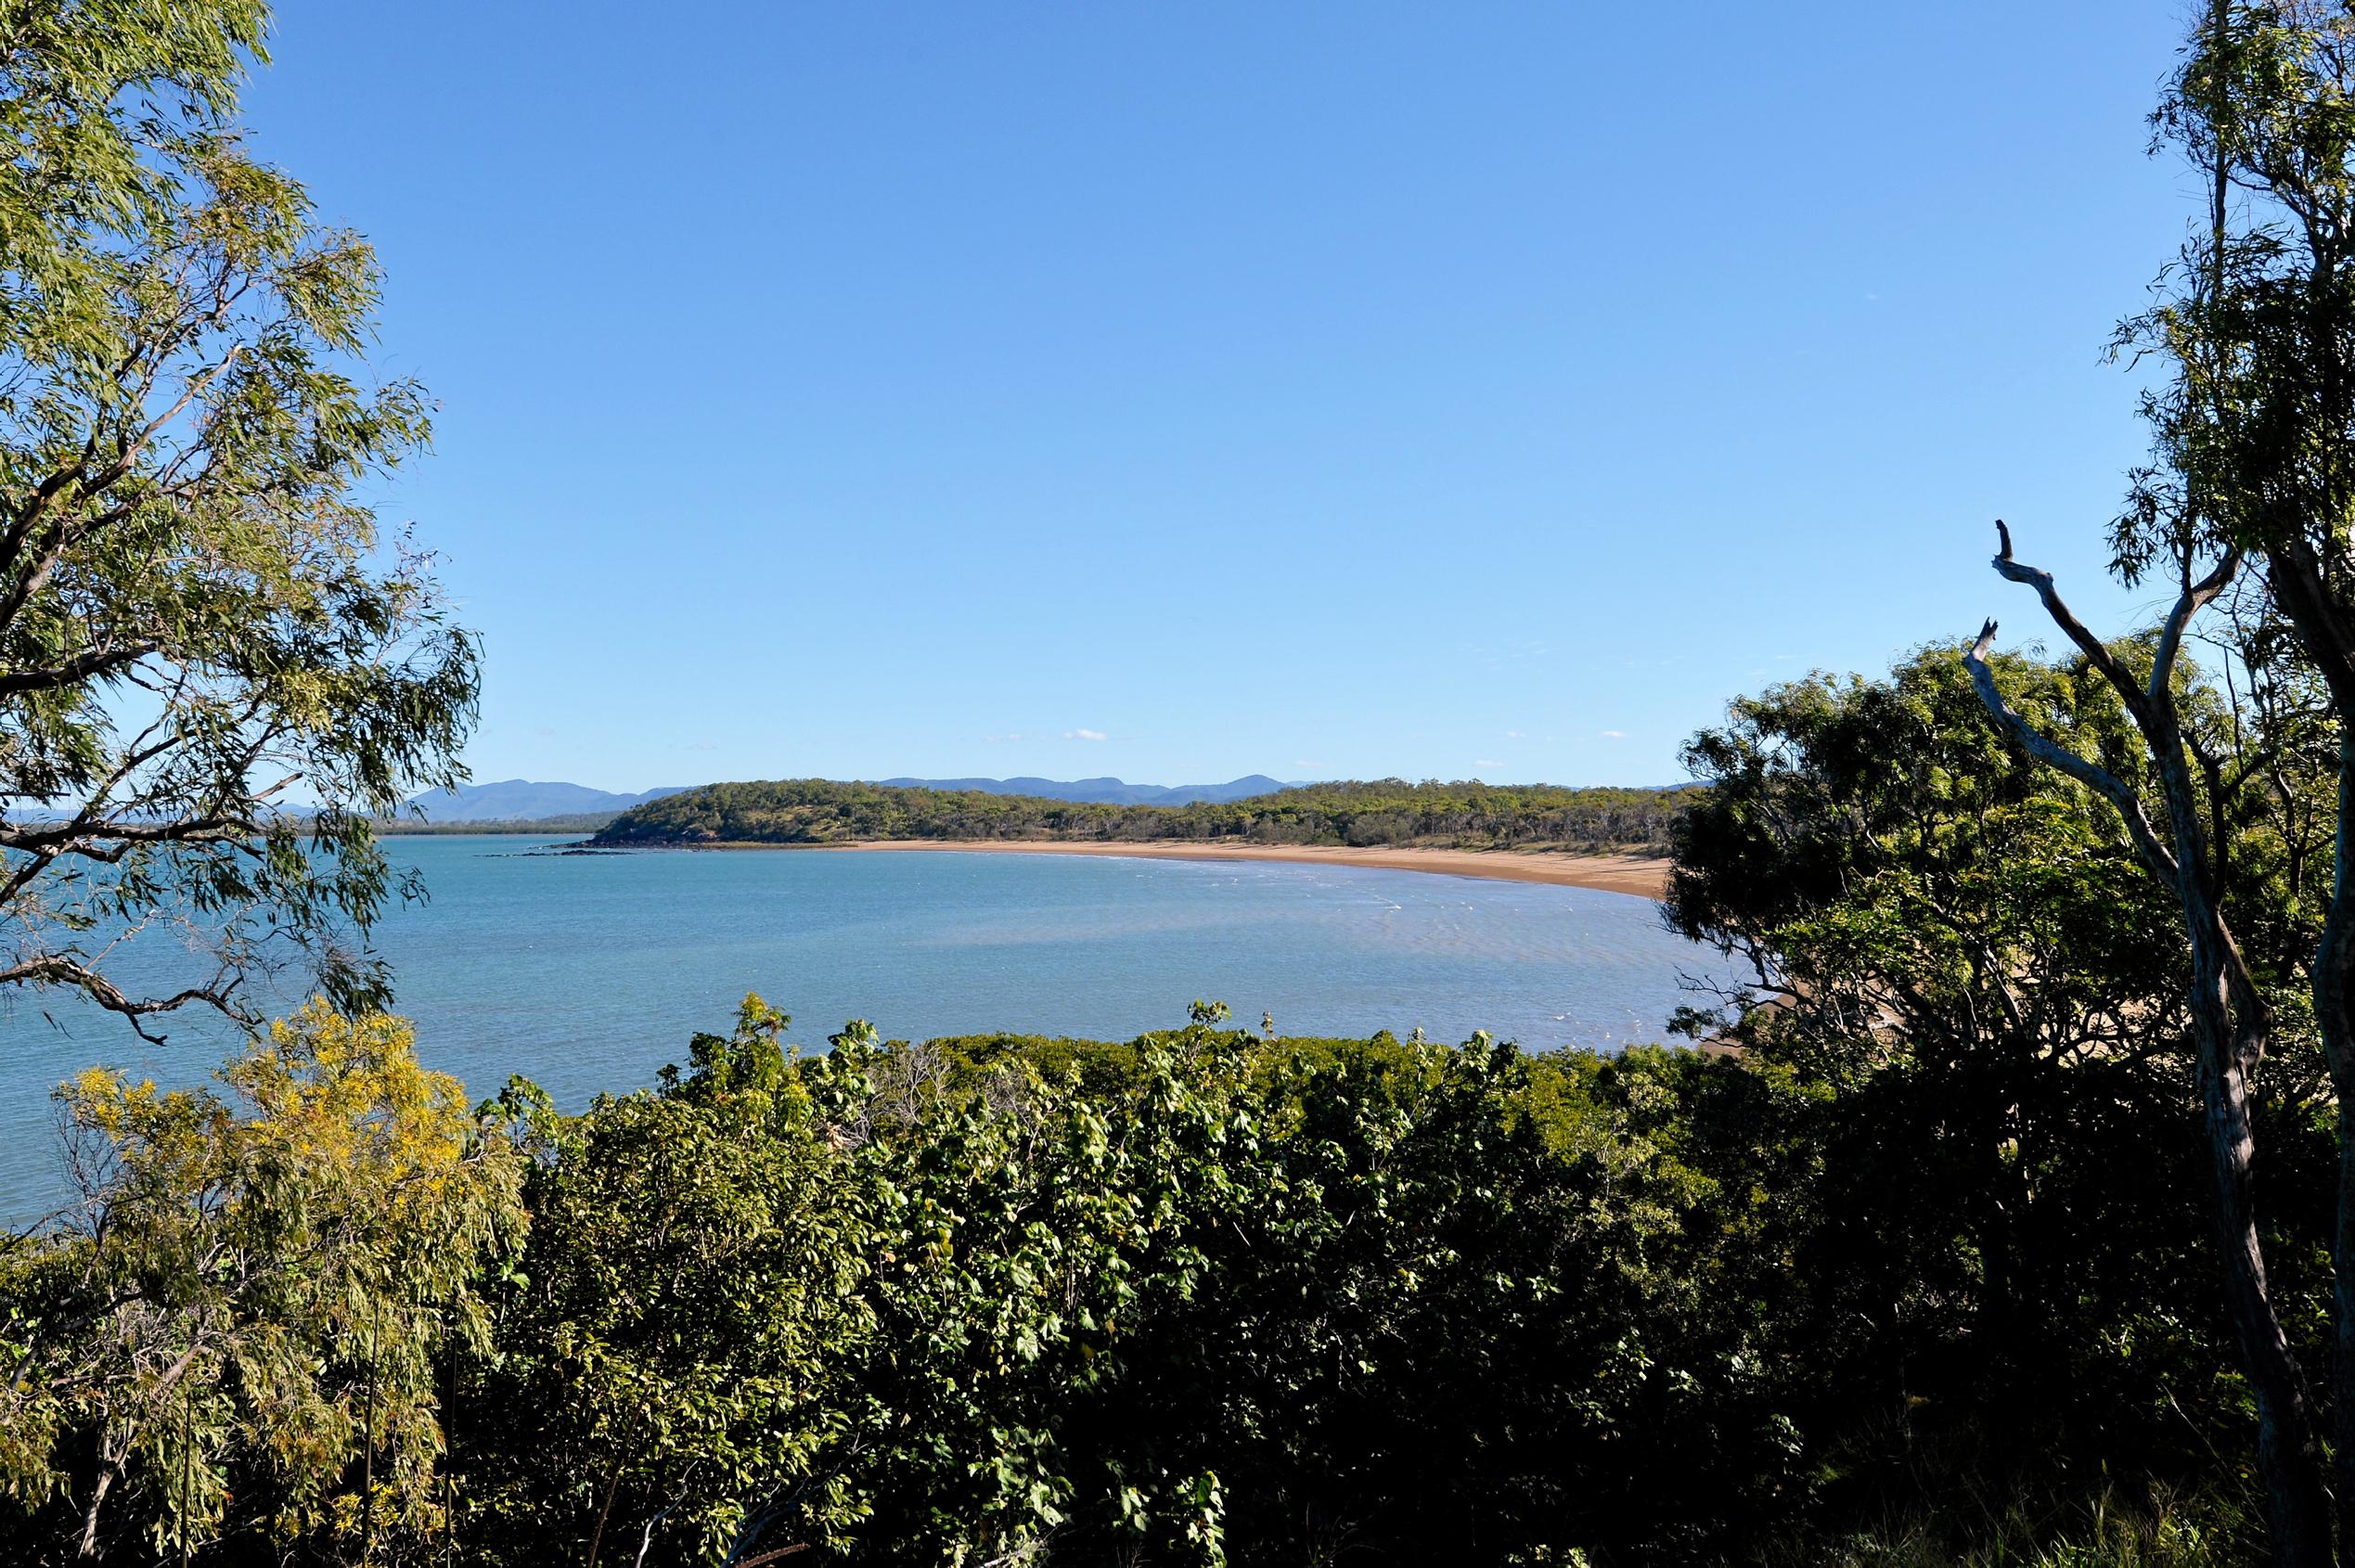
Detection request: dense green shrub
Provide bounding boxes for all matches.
[436,1005,1802,1566]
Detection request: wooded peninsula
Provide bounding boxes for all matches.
[589,778,1688,855]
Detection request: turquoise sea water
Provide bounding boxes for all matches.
[0,836,1716,1212]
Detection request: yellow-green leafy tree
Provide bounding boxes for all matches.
[0,1005,527,1562]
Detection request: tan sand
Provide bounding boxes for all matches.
[842,840,1670,899]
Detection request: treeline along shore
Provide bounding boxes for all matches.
[588,777,1689,856]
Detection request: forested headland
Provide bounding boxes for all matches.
[590,777,1690,855]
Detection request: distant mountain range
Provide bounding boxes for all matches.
[404,779,691,822]
[869,775,1299,806]
[402,775,1300,823]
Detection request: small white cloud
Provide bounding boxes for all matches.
[1504,729,1525,739]
[1064,728,1107,742]
[984,732,1028,743]
[1599,729,1627,739]
[1475,759,1504,769]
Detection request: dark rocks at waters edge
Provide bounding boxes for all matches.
[482,842,626,857]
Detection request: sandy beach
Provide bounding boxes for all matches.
[843,839,1671,898]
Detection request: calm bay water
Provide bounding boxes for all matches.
[0,837,1715,1211]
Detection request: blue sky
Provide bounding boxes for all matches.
[245,2,2194,791]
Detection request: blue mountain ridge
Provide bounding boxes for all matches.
[405,776,1302,821]
[404,780,692,822]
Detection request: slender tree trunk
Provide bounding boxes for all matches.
[2151,662,2334,1562]
[1968,530,2333,1557]
[2175,782,2335,1564]
[586,1459,622,1568]
[2190,944,2335,1566]
[2335,1073,2355,1563]
[77,1427,127,1561]
[363,1365,377,1567]
[2315,745,2355,1560]
[178,1396,191,1568]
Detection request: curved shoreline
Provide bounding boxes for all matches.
[657,839,1671,898]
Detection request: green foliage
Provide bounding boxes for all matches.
[0,0,480,1035]
[1669,646,2311,1553]
[1669,645,2190,1063]
[1786,1477,2257,1567]
[593,777,1690,855]
[429,1008,1802,1567]
[0,1005,528,1562]
[450,997,883,1563]
[2116,1,2355,589]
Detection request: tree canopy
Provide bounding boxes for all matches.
[0,0,479,1038]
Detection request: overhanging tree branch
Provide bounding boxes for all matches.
[1963,613,2181,886]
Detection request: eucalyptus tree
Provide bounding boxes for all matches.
[2109,17,2355,1558]
[1939,5,2355,1559]
[1673,648,2280,1509]
[0,0,478,1037]
[1958,526,2345,1559]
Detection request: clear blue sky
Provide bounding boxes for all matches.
[244,2,2194,791]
